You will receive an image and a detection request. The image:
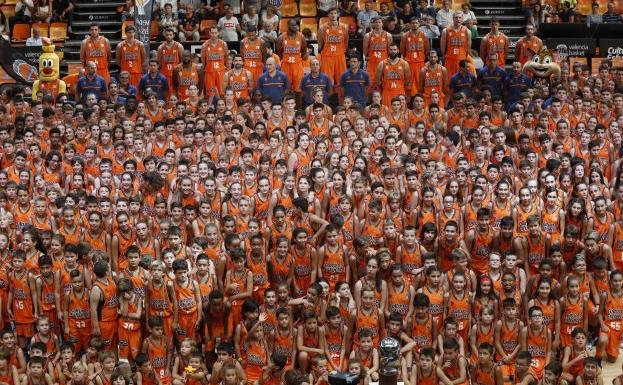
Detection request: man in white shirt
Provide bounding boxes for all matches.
[436,0,453,30]
[217,5,241,42]
[26,25,43,46]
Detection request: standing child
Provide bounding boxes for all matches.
[8,251,37,349]
[444,269,471,343]
[142,316,173,385]
[494,298,523,384]
[30,316,60,364]
[64,268,92,354]
[243,322,269,385]
[410,293,436,354]
[469,306,496,366]
[145,260,175,341]
[316,225,349,293]
[599,269,623,363]
[560,276,588,348]
[521,306,551,379]
[324,306,348,372]
[35,255,61,337]
[172,260,202,344]
[117,277,142,364]
[352,287,384,348]
[270,308,296,370]
[224,248,253,332]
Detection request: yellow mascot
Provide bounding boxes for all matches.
[32,38,66,101]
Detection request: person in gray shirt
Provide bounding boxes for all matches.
[419,14,440,38]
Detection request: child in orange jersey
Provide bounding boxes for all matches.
[134,354,161,385]
[90,260,119,352]
[316,225,349,293]
[21,356,54,385]
[575,357,602,385]
[527,277,560,351]
[8,251,38,349]
[141,316,173,385]
[437,317,465,358]
[562,328,592,381]
[438,339,468,385]
[296,309,327,373]
[29,342,55,378]
[269,308,296,370]
[0,330,26,375]
[194,253,216,312]
[0,348,19,385]
[560,275,588,348]
[324,306,348,372]
[117,278,142,364]
[349,330,379,382]
[444,268,472,343]
[599,269,623,362]
[172,260,202,344]
[471,343,503,385]
[55,343,77,384]
[35,256,61,337]
[416,348,454,385]
[95,351,116,385]
[385,312,416,364]
[181,351,207,385]
[171,339,198,385]
[443,249,477,294]
[243,322,269,385]
[247,235,270,303]
[396,226,426,285]
[30,316,60,364]
[146,260,175,341]
[204,291,229,366]
[521,306,551,379]
[469,306,496,366]
[216,363,239,385]
[308,356,329,385]
[225,249,253,332]
[495,298,523,384]
[409,293,436,356]
[385,264,415,320]
[210,343,247,385]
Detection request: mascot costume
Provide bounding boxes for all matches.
[522,48,561,86]
[31,38,66,101]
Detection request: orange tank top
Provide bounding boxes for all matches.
[561,296,583,335]
[120,41,142,74]
[94,277,119,322]
[227,70,251,100]
[242,37,263,69]
[176,63,199,100]
[282,33,304,65]
[10,270,36,323]
[68,289,92,329]
[160,43,181,77]
[203,40,227,73]
[526,326,548,359]
[322,24,346,57]
[382,59,406,92]
[445,27,469,59]
[404,31,427,63]
[147,280,173,318]
[174,280,198,314]
[367,31,389,63]
[423,65,444,98]
[354,306,379,345]
[85,37,109,71]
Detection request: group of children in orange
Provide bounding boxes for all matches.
[4,9,623,385]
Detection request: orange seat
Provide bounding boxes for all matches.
[280,2,298,17]
[11,24,30,42]
[1,4,15,19]
[2,0,17,5]
[300,18,318,35]
[49,22,67,41]
[32,22,49,37]
[121,20,134,39]
[299,0,316,17]
[279,17,292,32]
[200,19,217,38]
[319,16,329,26]
[339,15,356,29]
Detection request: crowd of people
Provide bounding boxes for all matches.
[3,1,623,385]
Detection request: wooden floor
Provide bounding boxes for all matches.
[602,354,622,384]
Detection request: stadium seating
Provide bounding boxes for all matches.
[299,0,317,17]
[280,2,298,17]
[200,19,217,39]
[300,18,318,35]
[279,17,291,33]
[32,22,49,38]
[49,22,68,42]
[11,23,30,42]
